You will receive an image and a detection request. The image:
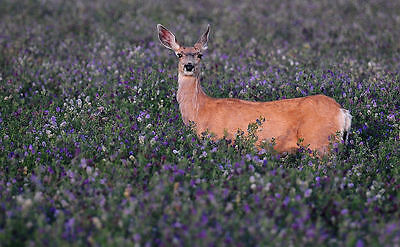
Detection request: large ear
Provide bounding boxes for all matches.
[194,24,210,51]
[157,24,180,51]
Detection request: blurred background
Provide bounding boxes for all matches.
[1,0,400,72]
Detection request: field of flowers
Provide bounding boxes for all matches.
[1,0,399,246]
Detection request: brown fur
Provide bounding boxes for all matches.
[157,24,349,155]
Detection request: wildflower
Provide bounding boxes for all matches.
[60,121,67,128]
[139,136,145,144]
[16,195,32,211]
[92,217,102,229]
[235,194,241,204]
[77,98,82,108]
[225,202,233,212]
[50,116,57,126]
[46,129,53,138]
[304,188,312,198]
[80,158,87,168]
[86,166,93,175]
[356,239,364,247]
[33,191,43,202]
[124,186,132,198]
[65,218,75,229]
[264,182,272,191]
[26,221,33,228]
[28,144,34,154]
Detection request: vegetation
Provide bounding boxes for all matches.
[0,0,399,246]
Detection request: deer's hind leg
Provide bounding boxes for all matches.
[271,129,299,154]
[298,117,339,156]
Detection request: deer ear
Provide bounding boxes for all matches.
[157,24,180,51]
[195,24,210,51]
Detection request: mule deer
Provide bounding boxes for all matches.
[157,24,352,155]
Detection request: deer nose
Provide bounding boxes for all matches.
[184,63,194,72]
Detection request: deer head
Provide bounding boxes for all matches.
[157,24,210,77]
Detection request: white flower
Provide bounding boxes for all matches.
[46,129,53,138]
[139,136,145,144]
[86,166,93,175]
[264,182,272,191]
[60,121,67,128]
[92,217,102,229]
[225,202,233,212]
[16,195,33,211]
[77,98,82,108]
[34,192,43,202]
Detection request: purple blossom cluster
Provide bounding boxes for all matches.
[0,0,399,246]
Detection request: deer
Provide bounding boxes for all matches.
[157,24,352,156]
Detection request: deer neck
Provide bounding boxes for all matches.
[177,74,207,125]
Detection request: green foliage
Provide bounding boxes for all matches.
[0,0,399,246]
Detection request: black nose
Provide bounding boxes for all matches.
[184,63,194,72]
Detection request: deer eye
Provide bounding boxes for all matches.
[197,54,203,59]
[177,53,183,58]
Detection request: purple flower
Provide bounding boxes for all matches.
[243,204,250,213]
[283,196,290,206]
[50,116,57,125]
[65,218,75,229]
[133,234,141,242]
[304,189,312,198]
[356,239,364,247]
[28,144,35,154]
